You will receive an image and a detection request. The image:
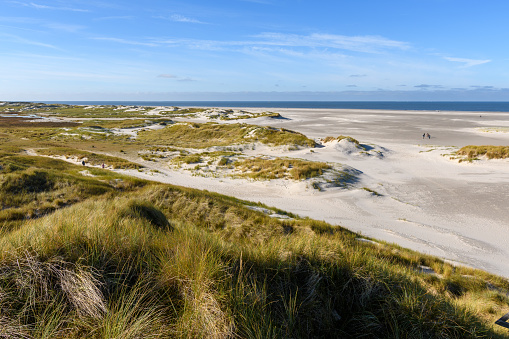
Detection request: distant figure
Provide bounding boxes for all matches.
[422,133,425,139]
[82,160,85,166]
[102,163,105,169]
[427,133,430,139]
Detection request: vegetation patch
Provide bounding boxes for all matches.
[0,184,506,337]
[0,155,146,225]
[171,154,203,165]
[232,157,330,180]
[457,145,509,161]
[137,122,315,148]
[323,135,360,145]
[362,187,383,196]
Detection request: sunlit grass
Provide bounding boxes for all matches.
[457,145,509,161]
[137,122,315,148]
[232,157,330,180]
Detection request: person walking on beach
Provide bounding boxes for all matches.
[422,133,425,139]
[427,133,430,139]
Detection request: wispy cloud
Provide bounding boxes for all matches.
[45,23,85,32]
[91,37,157,47]
[94,16,133,21]
[170,14,203,24]
[177,77,196,82]
[11,1,90,12]
[34,70,122,79]
[156,14,204,24]
[252,33,410,53]
[157,74,196,82]
[153,32,409,55]
[444,57,491,68]
[0,23,42,32]
[0,32,59,49]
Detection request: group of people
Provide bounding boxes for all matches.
[422,133,431,139]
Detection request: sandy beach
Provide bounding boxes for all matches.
[63,107,509,278]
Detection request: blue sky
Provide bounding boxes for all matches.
[1,0,508,101]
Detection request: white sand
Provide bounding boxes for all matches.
[60,108,509,277]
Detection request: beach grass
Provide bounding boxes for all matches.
[0,183,507,337]
[137,122,316,148]
[232,157,330,180]
[323,135,361,145]
[0,154,147,226]
[457,145,509,160]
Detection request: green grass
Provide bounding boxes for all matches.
[170,154,203,165]
[362,187,383,196]
[323,135,360,145]
[137,122,315,148]
[457,145,509,161]
[0,184,508,337]
[232,157,331,180]
[0,154,147,226]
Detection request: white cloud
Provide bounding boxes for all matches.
[45,23,85,33]
[253,32,410,53]
[444,57,491,68]
[171,14,203,23]
[154,32,409,55]
[156,14,204,24]
[0,32,59,49]
[94,16,133,21]
[11,1,89,12]
[91,37,158,47]
[157,74,196,82]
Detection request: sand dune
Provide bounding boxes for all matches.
[65,107,509,277]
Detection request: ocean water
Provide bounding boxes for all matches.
[44,101,509,112]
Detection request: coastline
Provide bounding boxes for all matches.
[43,100,509,113]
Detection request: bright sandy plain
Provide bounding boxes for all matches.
[111,107,509,278]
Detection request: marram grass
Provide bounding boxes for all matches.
[137,122,316,148]
[457,145,509,160]
[0,184,507,338]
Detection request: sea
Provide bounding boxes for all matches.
[44,101,509,112]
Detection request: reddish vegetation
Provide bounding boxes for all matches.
[0,116,79,128]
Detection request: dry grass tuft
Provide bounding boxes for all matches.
[457,145,509,160]
[232,157,330,180]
